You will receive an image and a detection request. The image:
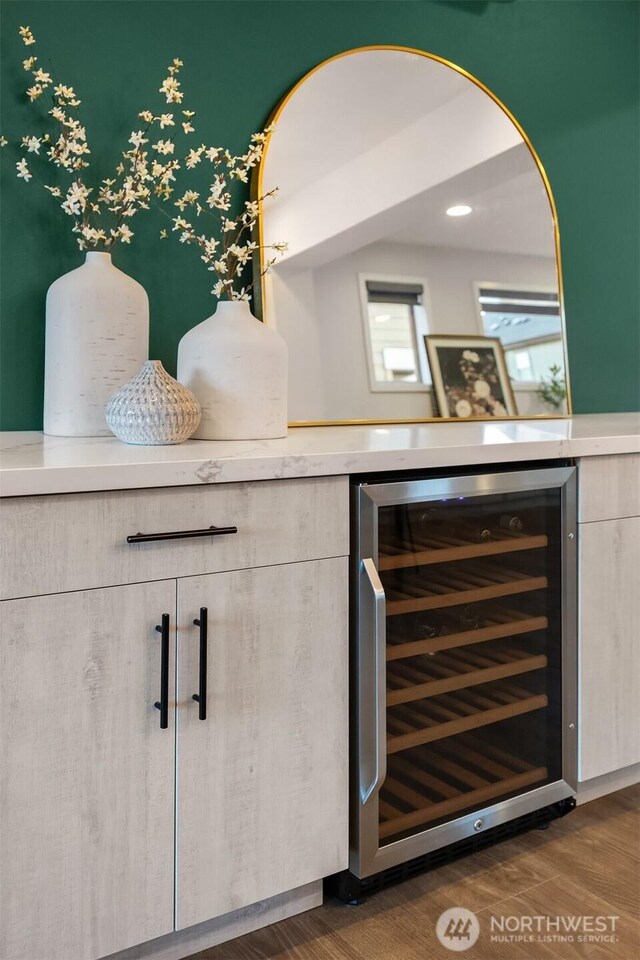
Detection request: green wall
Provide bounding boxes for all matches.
[1,0,638,429]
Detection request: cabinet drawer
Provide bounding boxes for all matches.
[0,476,348,599]
[579,454,640,522]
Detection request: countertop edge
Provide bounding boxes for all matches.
[1,416,639,498]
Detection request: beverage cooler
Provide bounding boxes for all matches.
[338,465,577,900]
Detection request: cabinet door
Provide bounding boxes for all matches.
[175,557,348,929]
[0,581,176,960]
[579,517,640,780]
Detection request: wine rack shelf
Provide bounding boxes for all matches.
[384,562,548,615]
[386,610,549,661]
[386,681,548,754]
[387,644,547,706]
[378,531,548,570]
[379,739,548,840]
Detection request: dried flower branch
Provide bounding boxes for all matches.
[0,27,191,250]
[159,126,287,301]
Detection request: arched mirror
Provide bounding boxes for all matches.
[257,46,571,425]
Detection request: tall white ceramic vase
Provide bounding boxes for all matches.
[177,300,288,440]
[43,251,149,436]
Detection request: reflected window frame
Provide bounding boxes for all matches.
[359,273,433,394]
[473,280,564,393]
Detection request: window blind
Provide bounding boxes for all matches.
[366,280,424,306]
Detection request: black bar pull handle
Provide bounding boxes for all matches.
[192,607,208,721]
[154,613,170,729]
[127,525,237,545]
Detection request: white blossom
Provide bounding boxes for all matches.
[19,26,36,46]
[22,135,41,153]
[229,166,248,183]
[153,139,175,155]
[81,225,108,244]
[112,224,134,243]
[185,146,204,168]
[232,287,251,302]
[228,243,252,266]
[61,180,91,215]
[162,126,285,300]
[53,83,78,101]
[33,68,51,85]
[160,76,183,103]
[202,238,218,257]
[128,130,148,149]
[69,140,90,157]
[16,158,32,180]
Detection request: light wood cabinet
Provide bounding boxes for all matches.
[0,581,176,960]
[0,478,349,960]
[578,451,640,785]
[0,476,348,600]
[578,453,640,522]
[175,558,349,928]
[579,516,640,781]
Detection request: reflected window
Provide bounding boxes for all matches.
[476,285,563,384]
[364,279,430,389]
[367,301,418,382]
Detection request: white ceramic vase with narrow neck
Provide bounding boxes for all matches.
[43,251,149,436]
[177,299,288,440]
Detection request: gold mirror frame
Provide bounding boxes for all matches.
[255,45,572,426]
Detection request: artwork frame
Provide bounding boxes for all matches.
[424,334,518,418]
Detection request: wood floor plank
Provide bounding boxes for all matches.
[196,787,639,960]
[482,874,640,959]
[499,820,640,917]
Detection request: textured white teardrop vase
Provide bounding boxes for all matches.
[43,251,149,436]
[105,360,201,445]
[177,300,288,440]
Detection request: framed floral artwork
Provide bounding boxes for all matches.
[424,335,518,418]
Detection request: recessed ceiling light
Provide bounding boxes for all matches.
[446,204,472,217]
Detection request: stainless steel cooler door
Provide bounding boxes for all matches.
[351,466,577,879]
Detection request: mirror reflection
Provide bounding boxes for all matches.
[260,48,569,423]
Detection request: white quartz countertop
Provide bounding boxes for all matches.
[1,413,639,497]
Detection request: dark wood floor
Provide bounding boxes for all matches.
[189,786,639,960]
